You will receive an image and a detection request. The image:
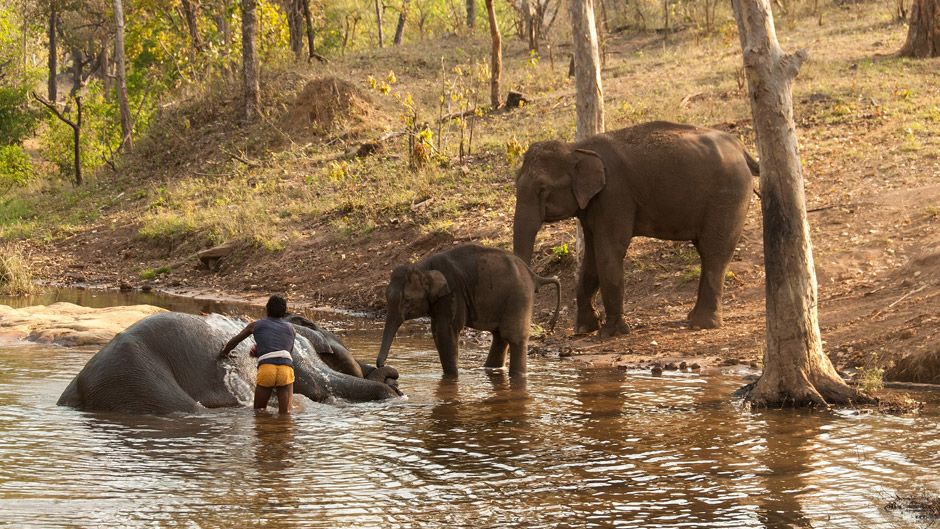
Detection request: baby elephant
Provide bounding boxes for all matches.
[376,243,560,378]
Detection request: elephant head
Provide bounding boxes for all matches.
[376,264,450,368]
[512,141,606,264]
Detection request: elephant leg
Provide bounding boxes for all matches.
[594,231,631,338]
[507,336,528,378]
[575,225,602,334]
[484,331,509,369]
[432,318,460,377]
[689,236,736,329]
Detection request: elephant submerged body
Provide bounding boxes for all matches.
[58,312,400,415]
[513,121,757,336]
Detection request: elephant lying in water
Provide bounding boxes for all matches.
[57,312,401,414]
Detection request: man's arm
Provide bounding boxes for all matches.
[218,322,255,359]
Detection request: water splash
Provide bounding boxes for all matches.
[205,313,256,405]
[204,313,338,403]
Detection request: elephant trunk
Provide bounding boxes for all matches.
[513,204,542,265]
[376,313,403,368]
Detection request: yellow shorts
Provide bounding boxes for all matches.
[256,364,295,388]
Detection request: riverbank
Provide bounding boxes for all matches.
[6,5,939,375]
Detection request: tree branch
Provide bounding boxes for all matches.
[31,91,77,129]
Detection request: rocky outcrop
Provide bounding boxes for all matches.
[0,302,166,346]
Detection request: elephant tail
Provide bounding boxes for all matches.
[743,149,760,176]
[536,275,561,333]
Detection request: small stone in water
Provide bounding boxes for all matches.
[679,361,688,371]
[665,362,678,371]
[651,365,663,376]
[690,363,701,371]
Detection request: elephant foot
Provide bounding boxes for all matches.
[688,309,722,329]
[575,313,601,335]
[598,319,630,338]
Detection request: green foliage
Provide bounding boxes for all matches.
[856,366,885,393]
[0,85,39,146]
[552,243,570,258]
[139,265,171,280]
[0,145,33,190]
[0,6,42,146]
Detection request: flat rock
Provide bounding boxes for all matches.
[0,302,166,346]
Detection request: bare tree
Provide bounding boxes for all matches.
[283,0,304,57]
[48,1,57,101]
[180,0,203,51]
[467,0,475,28]
[569,0,604,140]
[731,0,868,406]
[485,0,501,108]
[900,0,939,57]
[302,0,316,58]
[569,0,604,261]
[113,0,132,149]
[374,0,384,47]
[394,0,410,44]
[71,47,82,95]
[241,0,260,121]
[33,93,82,185]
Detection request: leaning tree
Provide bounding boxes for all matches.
[731,0,870,406]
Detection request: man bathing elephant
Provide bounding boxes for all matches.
[58,305,401,415]
[512,121,758,337]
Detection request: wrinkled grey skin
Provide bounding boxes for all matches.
[376,244,560,378]
[513,121,757,336]
[58,312,400,414]
[286,314,400,390]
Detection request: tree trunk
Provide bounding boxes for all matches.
[283,0,304,58]
[485,0,502,108]
[375,0,384,48]
[180,0,203,51]
[524,0,537,51]
[394,0,410,44]
[48,2,57,102]
[71,48,82,95]
[302,0,316,58]
[569,0,604,263]
[240,0,260,121]
[98,42,112,97]
[216,0,232,66]
[569,0,604,141]
[467,0,476,28]
[113,0,133,150]
[731,0,868,407]
[900,0,940,57]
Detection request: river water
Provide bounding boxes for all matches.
[1,291,938,528]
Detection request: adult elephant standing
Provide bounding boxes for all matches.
[513,121,758,337]
[58,312,400,415]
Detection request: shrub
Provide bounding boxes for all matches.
[0,245,36,295]
[0,145,33,191]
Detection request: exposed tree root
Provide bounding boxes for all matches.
[736,369,876,408]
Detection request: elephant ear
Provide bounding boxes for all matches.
[571,148,606,209]
[425,270,451,302]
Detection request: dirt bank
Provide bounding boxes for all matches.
[14,8,940,379]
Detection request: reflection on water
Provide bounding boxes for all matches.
[1,328,939,527]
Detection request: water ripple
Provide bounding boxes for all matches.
[1,333,939,528]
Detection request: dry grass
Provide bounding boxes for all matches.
[5,2,936,255]
[0,245,36,295]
